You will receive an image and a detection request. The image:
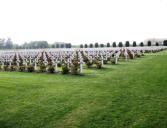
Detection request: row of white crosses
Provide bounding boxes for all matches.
[78,54,84,73]
[0,46,167,73]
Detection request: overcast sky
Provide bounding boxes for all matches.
[0,0,167,44]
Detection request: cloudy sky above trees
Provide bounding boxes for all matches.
[0,0,167,44]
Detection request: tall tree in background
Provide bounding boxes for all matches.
[0,38,13,49]
[95,42,99,48]
[118,42,123,47]
[25,41,49,49]
[113,42,116,47]
[125,41,130,47]
[107,43,110,47]
[148,41,151,46]
[60,44,64,48]
[22,42,29,49]
[65,43,69,48]
[5,38,13,49]
[69,43,72,48]
[51,44,55,48]
[0,38,73,49]
[56,44,60,48]
[0,38,5,49]
[133,41,137,47]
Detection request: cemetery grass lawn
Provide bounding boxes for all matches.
[0,51,167,128]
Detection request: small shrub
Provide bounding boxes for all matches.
[62,64,69,74]
[58,62,62,67]
[107,58,111,61]
[71,59,79,75]
[9,65,17,71]
[72,59,79,67]
[48,62,53,66]
[136,54,141,57]
[96,62,102,69]
[48,65,55,73]
[3,65,9,71]
[111,58,116,64]
[71,65,78,75]
[111,61,115,65]
[104,60,108,64]
[27,65,34,72]
[19,66,26,72]
[128,52,133,59]
[39,64,46,72]
[85,61,93,68]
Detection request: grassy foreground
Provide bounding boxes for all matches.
[0,51,167,128]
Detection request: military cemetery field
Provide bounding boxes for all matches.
[0,50,167,128]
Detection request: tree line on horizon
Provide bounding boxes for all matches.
[0,38,72,49]
[0,38,167,50]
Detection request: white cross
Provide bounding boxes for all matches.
[124,51,128,61]
[115,53,119,64]
[16,59,20,66]
[101,56,104,66]
[78,59,84,73]
[131,51,135,59]
[53,59,59,72]
[65,58,71,68]
[43,60,48,66]
[89,56,93,63]
[9,59,13,66]
[34,58,38,69]
[29,56,32,64]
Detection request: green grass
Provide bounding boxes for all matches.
[0,51,167,128]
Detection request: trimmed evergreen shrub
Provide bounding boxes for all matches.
[118,42,123,47]
[125,41,130,47]
[107,43,110,47]
[113,42,116,47]
[84,44,88,48]
[156,42,159,46]
[95,43,99,48]
[140,42,144,47]
[89,43,93,48]
[148,41,151,46]
[163,40,167,46]
[133,41,137,47]
[100,44,104,47]
[80,44,83,48]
